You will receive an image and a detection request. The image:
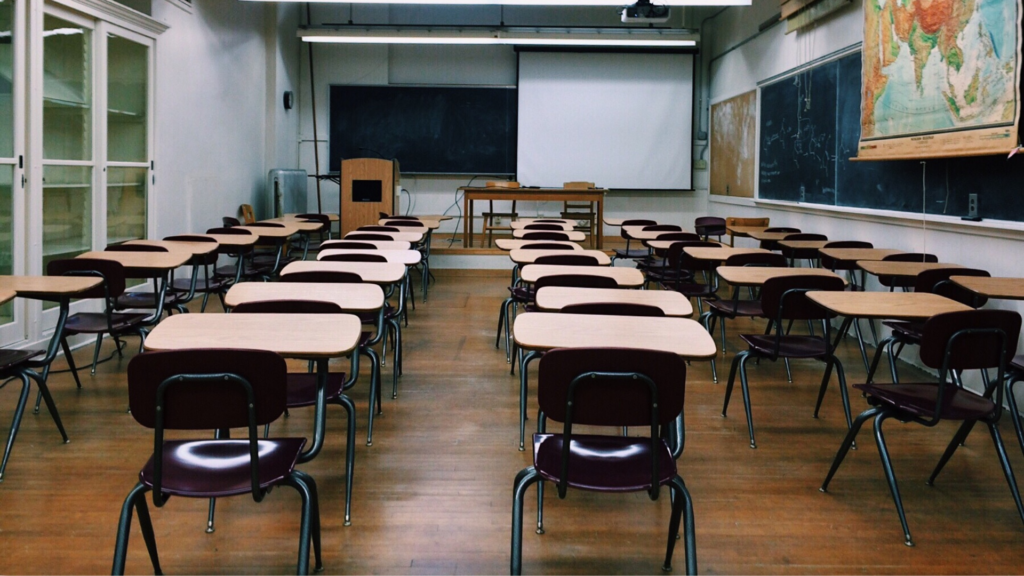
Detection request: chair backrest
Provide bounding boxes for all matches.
[206,227,252,236]
[296,213,330,227]
[320,240,376,250]
[165,235,219,265]
[534,219,567,223]
[666,241,721,271]
[694,217,727,237]
[725,252,788,267]
[538,347,687,498]
[106,244,168,253]
[920,310,1021,374]
[560,303,666,317]
[240,204,256,224]
[128,349,287,429]
[321,253,388,263]
[914,267,990,307]
[641,224,683,232]
[726,217,769,227]
[382,214,418,220]
[47,258,128,299]
[518,243,575,251]
[883,253,938,263]
[386,220,426,228]
[533,254,600,266]
[247,222,284,229]
[620,219,657,239]
[522,231,571,241]
[655,232,701,242]
[783,233,827,241]
[205,227,255,255]
[534,274,618,290]
[282,270,364,283]
[760,274,845,321]
[523,223,564,231]
[222,216,241,227]
[359,226,400,232]
[232,299,343,315]
[346,233,393,241]
[765,227,800,233]
[822,241,872,249]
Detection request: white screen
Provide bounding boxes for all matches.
[517,51,694,190]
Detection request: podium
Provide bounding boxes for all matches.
[340,158,400,234]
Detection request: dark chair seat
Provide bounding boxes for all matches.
[707,299,763,317]
[115,291,187,309]
[509,286,534,301]
[882,320,924,342]
[284,373,347,408]
[65,312,150,334]
[613,248,648,259]
[740,334,827,358]
[0,349,42,374]
[855,382,997,421]
[139,438,306,498]
[533,433,676,492]
[661,281,716,299]
[171,276,231,293]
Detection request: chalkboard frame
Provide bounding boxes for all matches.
[328,83,519,176]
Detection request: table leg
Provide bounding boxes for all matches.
[519,350,541,451]
[463,195,472,248]
[298,357,333,464]
[596,196,604,250]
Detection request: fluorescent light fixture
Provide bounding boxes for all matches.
[271,0,743,4]
[300,27,698,47]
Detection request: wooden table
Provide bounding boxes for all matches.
[346,230,424,243]
[509,249,610,266]
[716,266,845,287]
[327,240,411,251]
[534,286,693,317]
[516,218,575,225]
[748,230,798,242]
[460,186,606,248]
[509,220,574,231]
[951,276,1024,301]
[622,226,688,240]
[224,282,385,312]
[512,312,716,449]
[237,223,301,238]
[380,218,439,230]
[144,312,362,523]
[512,229,587,241]
[684,247,770,262]
[125,239,218,256]
[0,288,13,305]
[779,240,830,250]
[519,264,644,287]
[200,233,259,248]
[77,250,190,272]
[281,261,406,285]
[318,249,422,265]
[284,212,339,222]
[858,261,964,280]
[726,225,768,246]
[263,218,323,232]
[817,248,901,264]
[494,239,582,251]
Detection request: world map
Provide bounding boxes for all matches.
[862,0,1020,144]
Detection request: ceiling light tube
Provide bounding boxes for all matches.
[299,28,698,47]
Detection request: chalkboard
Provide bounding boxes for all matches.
[759,51,1024,221]
[329,85,517,175]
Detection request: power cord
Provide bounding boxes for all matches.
[444,175,507,248]
[47,339,129,374]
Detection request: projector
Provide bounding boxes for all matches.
[620,0,671,23]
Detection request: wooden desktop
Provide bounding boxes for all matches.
[459,186,607,248]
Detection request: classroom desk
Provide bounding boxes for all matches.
[716,266,845,287]
[602,217,626,227]
[237,223,301,238]
[78,250,191,321]
[509,249,610,266]
[281,261,406,285]
[807,291,972,374]
[284,212,340,222]
[318,249,422,265]
[144,312,362,524]
[683,246,770,262]
[346,230,425,243]
[200,233,259,248]
[519,264,644,287]
[534,286,693,317]
[817,248,902,264]
[512,312,716,449]
[0,275,105,447]
[460,186,606,248]
[516,218,575,225]
[725,225,768,246]
[224,282,385,312]
[858,260,964,281]
[263,218,324,232]
[380,218,440,230]
[951,276,1024,301]
[748,230,800,242]
[326,240,412,251]
[509,221,574,231]
[494,239,582,251]
[125,239,218,256]
[415,214,453,221]
[512,229,587,241]
[622,226,688,240]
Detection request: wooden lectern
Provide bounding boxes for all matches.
[340,158,400,234]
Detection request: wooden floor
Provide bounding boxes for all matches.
[2,272,1024,574]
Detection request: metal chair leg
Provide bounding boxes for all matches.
[988,421,1024,527]
[511,467,542,576]
[0,373,31,482]
[927,419,975,485]
[1007,379,1024,460]
[820,406,881,492]
[59,338,82,389]
[872,412,914,546]
[28,371,68,443]
[338,394,356,526]
[90,333,104,375]
[111,483,160,575]
[664,475,697,575]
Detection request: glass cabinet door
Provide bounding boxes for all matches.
[0,0,16,328]
[106,33,148,245]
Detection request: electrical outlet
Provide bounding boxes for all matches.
[695,159,708,170]
[494,216,503,226]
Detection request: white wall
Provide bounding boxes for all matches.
[704,0,1024,389]
[295,8,708,241]
[151,0,295,237]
